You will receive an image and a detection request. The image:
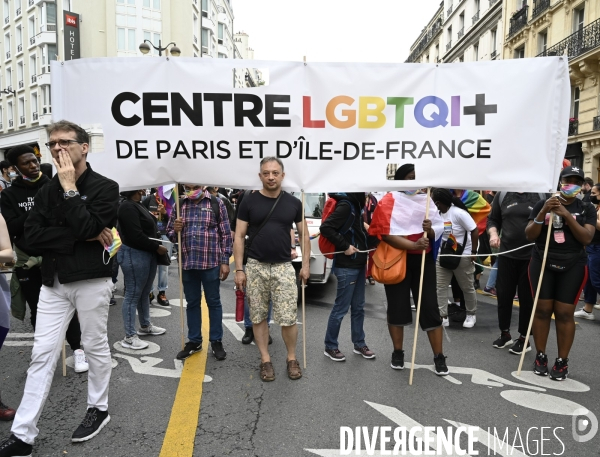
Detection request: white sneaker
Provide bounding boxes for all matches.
[442,317,449,327]
[73,349,89,373]
[121,334,149,350]
[137,324,166,336]
[411,303,416,310]
[574,309,595,320]
[594,303,600,310]
[463,315,476,328]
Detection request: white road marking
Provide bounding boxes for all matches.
[5,333,35,338]
[135,308,171,318]
[510,371,590,392]
[500,390,590,416]
[223,320,254,345]
[113,354,182,378]
[2,341,34,346]
[65,356,119,369]
[113,354,212,381]
[113,340,161,355]
[406,363,545,392]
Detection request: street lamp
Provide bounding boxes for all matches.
[139,39,181,57]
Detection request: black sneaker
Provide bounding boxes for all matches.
[391,350,404,370]
[434,353,449,376]
[71,407,110,443]
[268,333,273,345]
[324,348,346,361]
[109,294,116,306]
[242,327,254,344]
[473,279,480,290]
[533,352,549,376]
[157,291,170,307]
[0,435,32,457]
[493,332,513,349]
[550,358,569,381]
[149,291,155,303]
[509,337,531,355]
[176,341,202,360]
[211,341,227,361]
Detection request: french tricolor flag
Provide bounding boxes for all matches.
[0,275,11,349]
[368,192,445,259]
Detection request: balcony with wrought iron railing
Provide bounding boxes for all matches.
[446,41,452,51]
[18,80,24,89]
[472,11,480,25]
[17,43,22,53]
[593,116,600,132]
[447,5,453,17]
[4,17,8,25]
[31,74,36,84]
[5,51,10,60]
[491,50,497,59]
[532,0,550,20]
[29,36,35,45]
[458,27,464,40]
[15,7,21,17]
[19,116,25,125]
[537,18,600,60]
[9,119,13,128]
[489,0,500,7]
[509,5,528,37]
[32,112,38,121]
[569,119,579,136]
[405,17,443,63]
[28,0,34,6]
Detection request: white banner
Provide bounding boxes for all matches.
[51,57,570,192]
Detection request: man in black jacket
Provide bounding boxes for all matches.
[320,192,375,362]
[1,145,87,373]
[0,120,119,457]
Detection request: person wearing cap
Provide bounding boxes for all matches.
[525,166,596,381]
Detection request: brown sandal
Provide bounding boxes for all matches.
[286,359,302,380]
[260,362,275,382]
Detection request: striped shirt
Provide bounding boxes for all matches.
[166,190,232,270]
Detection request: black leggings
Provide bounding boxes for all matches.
[15,266,82,350]
[384,253,442,331]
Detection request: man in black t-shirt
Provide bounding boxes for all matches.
[234,157,310,382]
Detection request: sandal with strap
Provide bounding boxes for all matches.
[260,361,275,382]
[286,359,302,380]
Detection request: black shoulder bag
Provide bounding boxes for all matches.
[243,192,283,265]
[439,231,468,270]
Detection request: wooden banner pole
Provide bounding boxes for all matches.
[175,184,185,351]
[517,211,553,375]
[409,188,431,386]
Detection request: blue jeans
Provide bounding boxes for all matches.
[118,245,157,337]
[486,266,498,289]
[153,234,171,293]
[182,267,223,343]
[583,244,600,304]
[324,266,366,350]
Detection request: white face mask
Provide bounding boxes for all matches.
[8,172,17,179]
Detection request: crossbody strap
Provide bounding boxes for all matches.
[246,191,284,251]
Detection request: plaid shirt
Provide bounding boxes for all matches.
[166,190,232,270]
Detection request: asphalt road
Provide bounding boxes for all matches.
[1,266,599,457]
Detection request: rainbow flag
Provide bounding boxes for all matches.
[157,184,176,218]
[457,190,491,235]
[446,233,459,251]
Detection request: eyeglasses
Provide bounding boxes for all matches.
[45,139,83,149]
